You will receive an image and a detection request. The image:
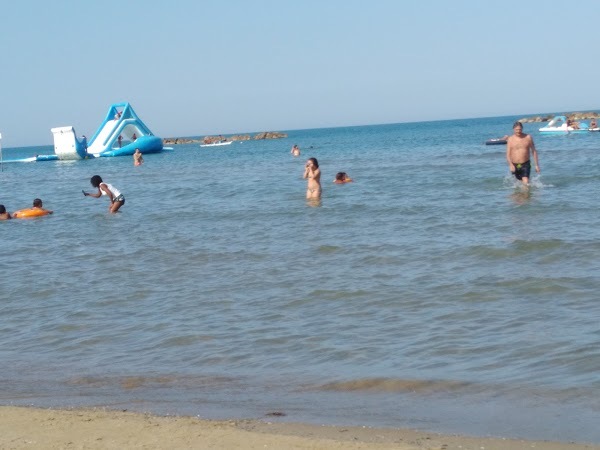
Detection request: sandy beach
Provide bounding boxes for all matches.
[0,406,598,450]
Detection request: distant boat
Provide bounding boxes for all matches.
[200,141,233,147]
[485,138,507,145]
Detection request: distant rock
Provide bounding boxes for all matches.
[253,131,287,140]
[163,131,287,145]
[519,111,600,123]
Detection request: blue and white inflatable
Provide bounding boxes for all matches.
[36,102,164,161]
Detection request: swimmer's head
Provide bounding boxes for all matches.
[33,198,42,207]
[307,157,319,168]
[513,121,523,129]
[0,205,6,214]
[335,172,346,181]
[90,175,103,187]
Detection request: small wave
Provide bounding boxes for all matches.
[316,378,471,393]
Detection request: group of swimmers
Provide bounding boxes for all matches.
[0,174,124,220]
[292,145,353,200]
[1,147,145,220]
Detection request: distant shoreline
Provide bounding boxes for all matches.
[164,131,287,145]
[519,111,600,123]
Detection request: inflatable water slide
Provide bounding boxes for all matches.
[34,102,164,161]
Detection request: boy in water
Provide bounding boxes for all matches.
[32,198,53,214]
[0,204,11,220]
[333,172,353,184]
[506,121,540,185]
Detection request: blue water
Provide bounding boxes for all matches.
[2,116,600,443]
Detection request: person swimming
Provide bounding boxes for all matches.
[0,204,11,220]
[333,172,353,184]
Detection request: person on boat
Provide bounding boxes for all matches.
[333,172,353,184]
[590,120,597,129]
[83,175,125,213]
[506,121,540,186]
[0,204,11,220]
[133,148,144,166]
[303,157,321,199]
[291,144,301,156]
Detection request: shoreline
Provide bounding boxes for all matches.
[1,406,599,450]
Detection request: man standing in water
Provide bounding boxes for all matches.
[506,121,540,185]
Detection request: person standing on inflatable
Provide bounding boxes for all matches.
[83,175,125,213]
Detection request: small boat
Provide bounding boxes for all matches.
[539,115,589,133]
[200,141,233,147]
[485,138,507,145]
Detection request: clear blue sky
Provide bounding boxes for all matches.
[1,0,598,147]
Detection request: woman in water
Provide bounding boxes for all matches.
[133,148,144,166]
[303,157,321,199]
[83,175,125,213]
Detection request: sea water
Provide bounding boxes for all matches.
[1,116,600,443]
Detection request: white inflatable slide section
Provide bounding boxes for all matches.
[87,119,118,156]
[50,126,81,160]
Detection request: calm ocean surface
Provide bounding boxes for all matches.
[1,115,600,443]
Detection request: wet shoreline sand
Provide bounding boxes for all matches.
[1,406,598,450]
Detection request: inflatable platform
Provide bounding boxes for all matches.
[35,102,164,161]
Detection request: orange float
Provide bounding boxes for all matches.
[12,208,52,219]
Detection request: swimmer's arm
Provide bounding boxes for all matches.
[303,167,311,179]
[85,188,102,198]
[530,138,540,173]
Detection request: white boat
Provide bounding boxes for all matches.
[539,115,589,133]
[200,141,233,147]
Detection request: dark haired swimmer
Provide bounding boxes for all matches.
[334,172,353,184]
[303,157,321,199]
[32,198,53,214]
[506,121,540,186]
[83,175,125,213]
[0,204,11,220]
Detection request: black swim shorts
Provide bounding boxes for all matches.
[512,160,531,180]
[113,194,125,204]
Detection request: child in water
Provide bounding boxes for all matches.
[333,172,353,184]
[12,198,54,218]
[133,148,144,166]
[0,204,11,220]
[83,175,125,213]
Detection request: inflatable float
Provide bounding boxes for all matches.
[12,208,52,219]
[485,138,507,145]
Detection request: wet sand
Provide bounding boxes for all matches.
[1,406,599,449]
